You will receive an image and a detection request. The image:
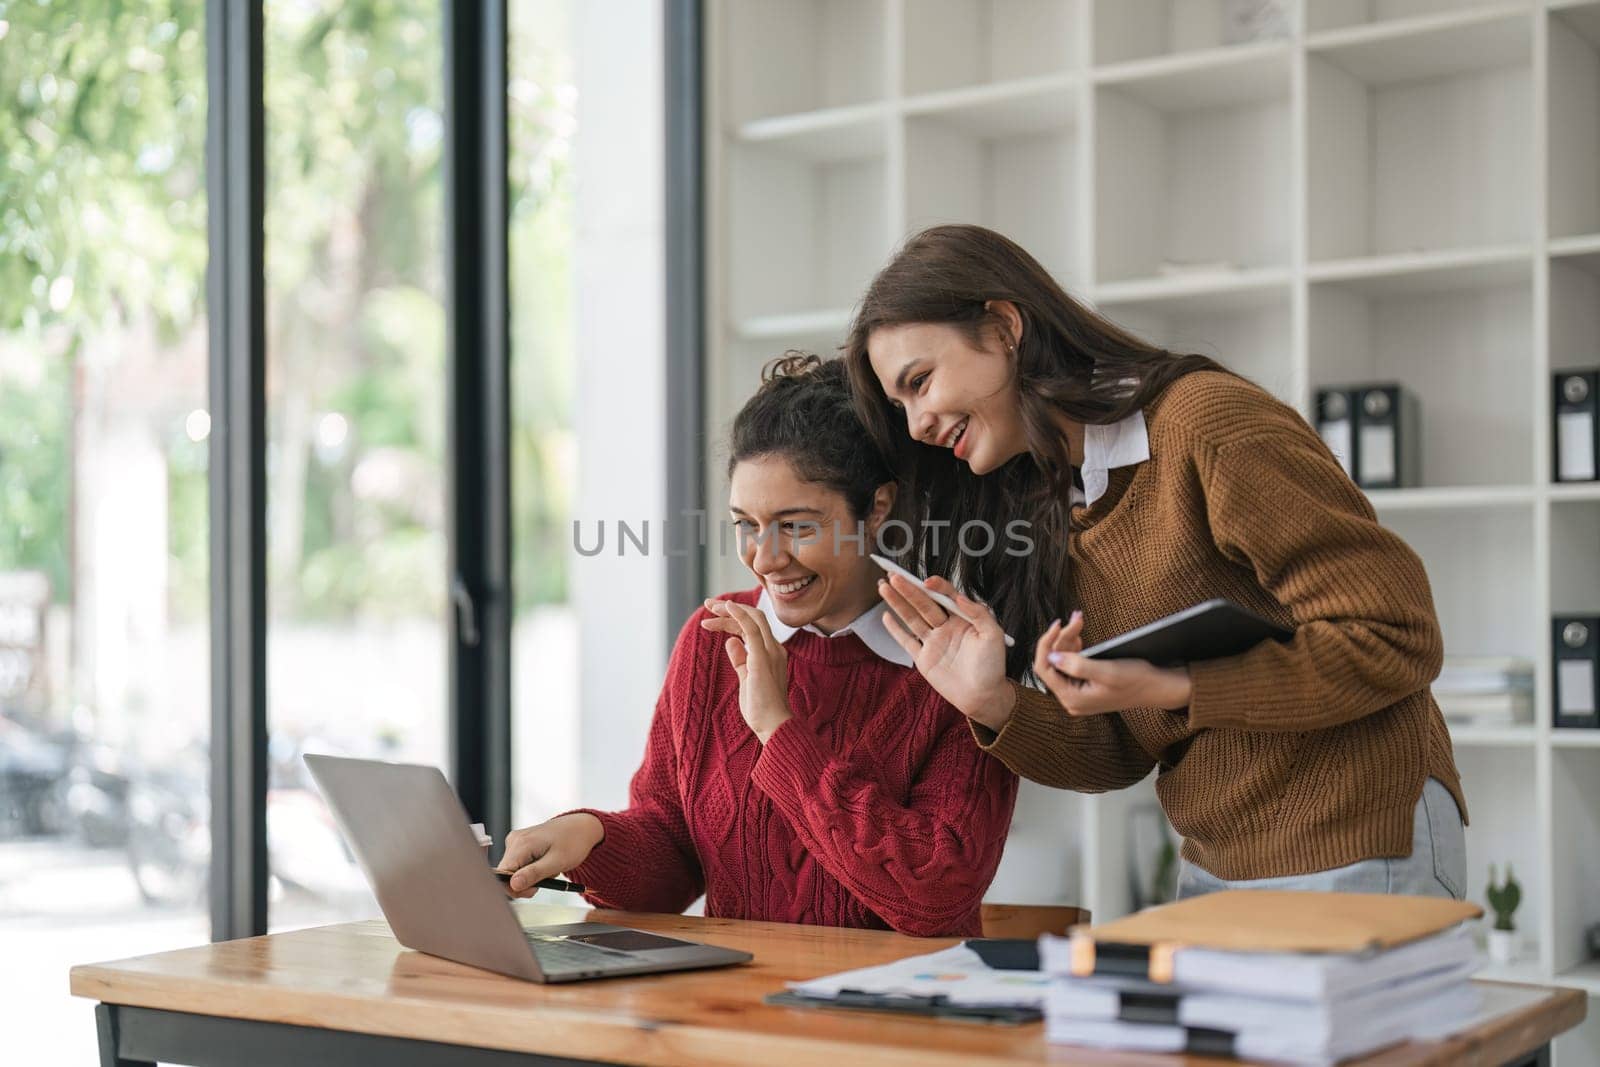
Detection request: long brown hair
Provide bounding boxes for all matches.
[844,224,1227,677]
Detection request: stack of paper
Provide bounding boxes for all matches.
[1041,891,1486,1066]
[1435,656,1534,726]
[776,943,1048,1023]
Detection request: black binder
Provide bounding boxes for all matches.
[1352,383,1419,490]
[1315,388,1355,479]
[1553,369,1599,483]
[1315,383,1419,489]
[1554,616,1600,729]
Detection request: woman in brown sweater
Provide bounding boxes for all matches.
[843,224,1467,898]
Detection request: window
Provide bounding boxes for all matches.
[0,3,211,1062]
[262,0,448,931]
[509,0,580,828]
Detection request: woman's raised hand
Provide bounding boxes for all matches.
[497,813,604,897]
[879,573,1016,731]
[1035,611,1192,716]
[700,599,794,743]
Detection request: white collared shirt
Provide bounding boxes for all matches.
[1072,409,1150,507]
[755,590,915,668]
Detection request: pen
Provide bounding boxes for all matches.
[870,554,1017,648]
[493,870,586,894]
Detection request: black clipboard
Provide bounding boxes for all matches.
[962,938,1039,971]
[1080,599,1292,668]
[764,990,1041,1025]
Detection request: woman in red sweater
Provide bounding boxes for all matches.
[498,354,1017,936]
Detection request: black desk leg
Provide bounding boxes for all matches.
[96,1005,157,1067]
[1502,1043,1551,1067]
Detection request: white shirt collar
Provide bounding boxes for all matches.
[754,590,915,668]
[1073,409,1150,507]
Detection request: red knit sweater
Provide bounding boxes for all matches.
[567,589,1018,937]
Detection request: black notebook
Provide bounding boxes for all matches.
[1079,599,1292,668]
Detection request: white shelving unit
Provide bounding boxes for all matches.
[706,4,1600,1055]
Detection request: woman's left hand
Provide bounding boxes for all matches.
[700,600,793,743]
[1038,614,1192,716]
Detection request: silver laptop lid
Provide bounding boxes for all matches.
[303,754,543,980]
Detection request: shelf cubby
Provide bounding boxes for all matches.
[721,0,888,124]
[1094,283,1296,404]
[1551,500,1600,618]
[1308,265,1535,487]
[1093,52,1292,284]
[1454,745,1543,958]
[1551,232,1600,267]
[904,0,1082,96]
[725,121,890,322]
[1366,485,1538,511]
[1306,244,1530,292]
[1092,0,1293,66]
[1551,252,1600,492]
[1549,0,1600,241]
[903,80,1082,287]
[1448,724,1539,747]
[1384,507,1539,658]
[1551,749,1600,976]
[1305,1,1527,41]
[1553,729,1600,748]
[1306,12,1533,262]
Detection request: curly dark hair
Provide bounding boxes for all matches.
[728,352,894,520]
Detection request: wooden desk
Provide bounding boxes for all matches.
[71,904,1585,1067]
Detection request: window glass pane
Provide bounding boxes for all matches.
[0,3,211,1062]
[264,0,446,931]
[510,2,579,828]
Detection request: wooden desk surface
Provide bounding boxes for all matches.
[71,904,1585,1067]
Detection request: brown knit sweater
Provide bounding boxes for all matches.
[973,370,1466,881]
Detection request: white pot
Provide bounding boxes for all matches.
[1487,928,1518,965]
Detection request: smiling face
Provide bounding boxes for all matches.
[866,320,1029,476]
[728,454,890,635]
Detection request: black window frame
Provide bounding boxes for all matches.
[205,0,704,937]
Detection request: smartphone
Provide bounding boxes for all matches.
[870,554,1016,648]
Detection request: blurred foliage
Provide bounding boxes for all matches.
[509,0,575,608]
[0,0,206,603]
[0,0,208,334]
[0,0,576,619]
[0,344,73,598]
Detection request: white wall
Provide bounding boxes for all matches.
[571,0,670,810]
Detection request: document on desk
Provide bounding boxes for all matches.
[787,944,1049,1009]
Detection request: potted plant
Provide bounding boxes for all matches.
[1486,863,1522,965]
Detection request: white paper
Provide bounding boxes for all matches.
[789,944,1049,1008]
[1318,419,1353,477]
[1359,424,1396,484]
[1559,659,1596,715]
[1557,411,1596,481]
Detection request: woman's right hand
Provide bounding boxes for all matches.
[497,813,604,898]
[879,573,1016,731]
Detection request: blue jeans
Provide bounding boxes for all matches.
[1177,778,1466,900]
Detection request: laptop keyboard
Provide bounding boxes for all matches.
[525,935,636,972]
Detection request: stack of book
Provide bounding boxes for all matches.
[1434,656,1534,727]
[1041,891,1485,1066]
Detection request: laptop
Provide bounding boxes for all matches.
[303,754,752,982]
